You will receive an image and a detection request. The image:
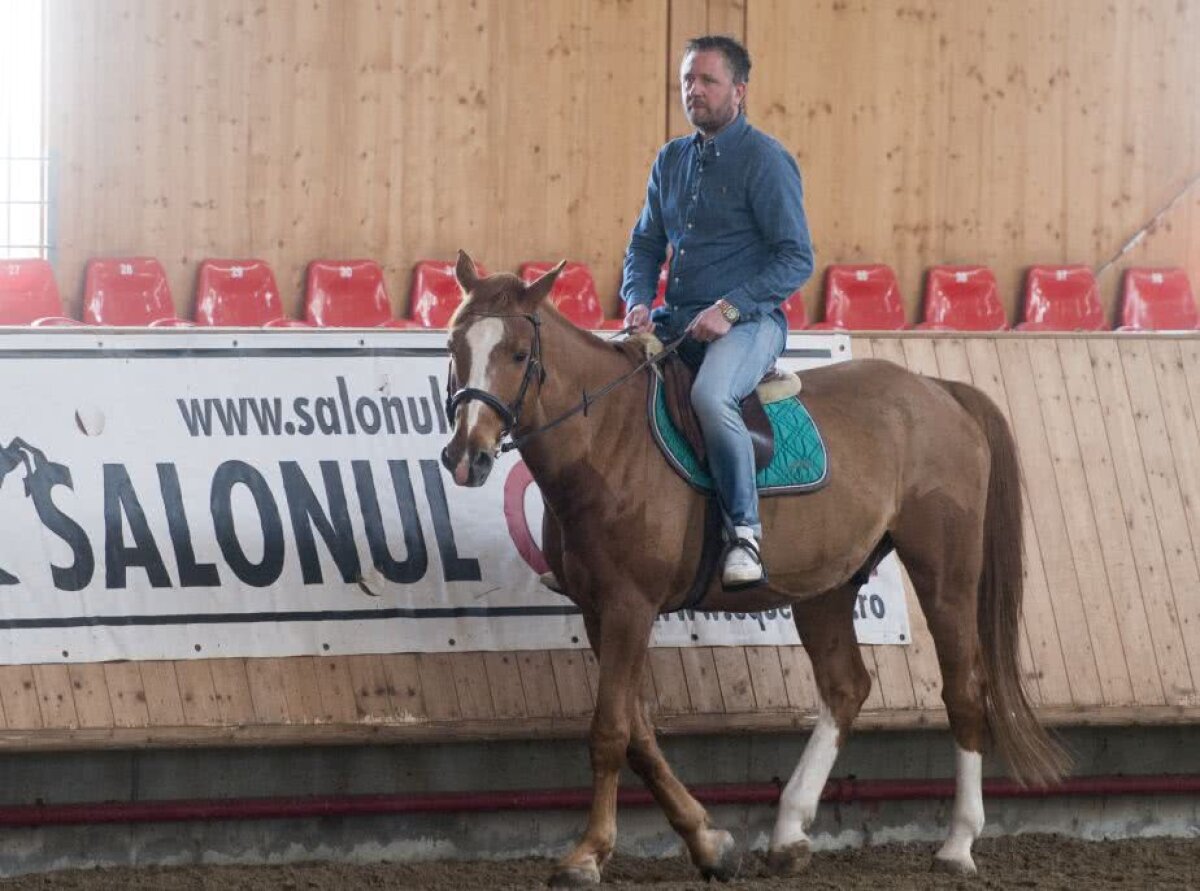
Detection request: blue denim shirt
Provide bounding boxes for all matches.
[621,113,814,334]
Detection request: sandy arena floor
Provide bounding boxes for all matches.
[0,834,1197,890]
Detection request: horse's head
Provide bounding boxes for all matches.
[440,250,565,486]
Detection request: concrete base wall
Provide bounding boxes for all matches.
[0,726,1197,876]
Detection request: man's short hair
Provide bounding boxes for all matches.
[684,35,751,85]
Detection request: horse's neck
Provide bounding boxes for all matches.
[519,317,650,500]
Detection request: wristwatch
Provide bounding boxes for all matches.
[716,298,740,324]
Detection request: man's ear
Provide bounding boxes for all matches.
[455,249,480,293]
[522,260,566,309]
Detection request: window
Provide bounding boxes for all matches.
[0,1,48,259]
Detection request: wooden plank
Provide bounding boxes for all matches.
[964,339,1064,706]
[450,653,495,720]
[1057,339,1164,704]
[1027,340,1133,705]
[0,667,41,729]
[778,645,817,712]
[103,663,150,729]
[313,656,359,723]
[647,649,692,715]
[1088,340,1195,704]
[710,648,755,713]
[549,650,595,718]
[1151,342,1200,593]
[67,664,113,729]
[743,646,789,710]
[174,661,222,726]
[243,660,291,724]
[278,657,324,724]
[208,659,257,725]
[417,653,464,721]
[65,667,112,730]
[138,662,186,726]
[380,654,426,719]
[994,339,1103,706]
[517,651,563,719]
[679,647,725,713]
[1119,339,1200,695]
[484,652,528,719]
[345,655,395,721]
[33,665,79,729]
[867,643,918,712]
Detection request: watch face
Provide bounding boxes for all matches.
[722,303,739,322]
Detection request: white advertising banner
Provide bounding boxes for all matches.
[0,328,909,664]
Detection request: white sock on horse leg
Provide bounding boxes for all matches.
[770,699,840,850]
[936,746,984,870]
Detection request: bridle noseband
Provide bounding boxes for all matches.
[445,311,546,452]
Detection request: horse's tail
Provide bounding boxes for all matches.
[937,379,1070,787]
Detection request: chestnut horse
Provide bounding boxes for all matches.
[440,252,1066,885]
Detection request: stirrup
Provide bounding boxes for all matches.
[721,533,767,591]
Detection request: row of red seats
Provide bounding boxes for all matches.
[2,256,1197,332]
[809,264,1197,332]
[0,257,625,329]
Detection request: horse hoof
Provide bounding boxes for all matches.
[766,839,812,876]
[698,830,741,883]
[931,855,977,877]
[547,863,601,887]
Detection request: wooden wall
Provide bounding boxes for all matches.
[0,333,1196,751]
[46,1,1200,325]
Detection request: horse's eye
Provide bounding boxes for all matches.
[513,351,528,363]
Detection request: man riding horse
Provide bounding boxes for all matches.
[622,35,813,588]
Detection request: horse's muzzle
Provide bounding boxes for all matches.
[441,443,494,487]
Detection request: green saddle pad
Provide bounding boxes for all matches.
[648,375,829,495]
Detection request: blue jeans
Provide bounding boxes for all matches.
[690,318,786,536]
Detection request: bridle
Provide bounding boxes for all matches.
[445,311,547,449]
[445,310,684,454]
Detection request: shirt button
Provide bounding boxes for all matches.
[674,277,680,284]
[680,249,686,255]
[687,223,694,229]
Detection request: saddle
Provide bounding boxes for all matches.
[659,352,801,471]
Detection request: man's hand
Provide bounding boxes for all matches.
[686,302,733,342]
[624,304,655,334]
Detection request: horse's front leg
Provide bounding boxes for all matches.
[550,595,656,887]
[626,692,740,880]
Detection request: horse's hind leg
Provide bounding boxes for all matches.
[626,695,739,880]
[767,584,871,875]
[892,505,987,875]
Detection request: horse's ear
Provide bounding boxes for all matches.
[523,260,566,309]
[455,249,480,293]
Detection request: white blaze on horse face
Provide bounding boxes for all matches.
[935,746,984,872]
[462,317,506,435]
[770,698,840,851]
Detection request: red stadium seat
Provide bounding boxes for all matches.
[194,259,309,328]
[0,259,79,325]
[406,259,489,328]
[916,265,1008,331]
[304,259,407,328]
[519,261,605,329]
[780,290,807,330]
[808,264,907,330]
[1017,265,1105,331]
[84,257,192,327]
[1118,267,1198,331]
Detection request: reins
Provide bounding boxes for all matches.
[445,312,687,454]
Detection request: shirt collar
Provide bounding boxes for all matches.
[691,113,749,158]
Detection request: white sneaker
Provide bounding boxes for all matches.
[722,526,764,587]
